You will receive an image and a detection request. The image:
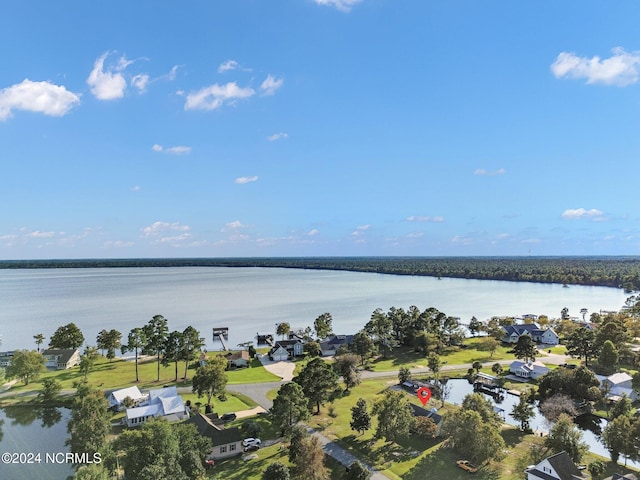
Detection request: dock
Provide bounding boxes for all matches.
[213,327,229,351]
[256,333,274,346]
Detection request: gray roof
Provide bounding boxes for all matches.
[185,413,242,446]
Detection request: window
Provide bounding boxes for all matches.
[220,446,227,454]
[230,444,236,451]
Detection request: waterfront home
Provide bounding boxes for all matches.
[108,386,147,409]
[596,372,639,402]
[124,386,189,427]
[509,360,550,380]
[0,351,14,367]
[222,350,250,369]
[186,412,243,460]
[319,334,355,356]
[269,344,289,362]
[502,324,559,345]
[525,451,587,480]
[409,404,443,437]
[42,349,81,370]
[269,339,304,359]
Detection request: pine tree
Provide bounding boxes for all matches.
[350,398,371,435]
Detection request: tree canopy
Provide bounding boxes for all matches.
[49,322,85,349]
[191,355,228,407]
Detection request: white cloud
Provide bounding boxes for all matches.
[314,0,362,12]
[561,208,605,220]
[222,220,248,232]
[130,185,140,191]
[474,168,506,176]
[0,79,80,121]
[551,47,640,86]
[267,132,288,141]
[87,52,129,100]
[234,176,259,184]
[407,232,424,238]
[308,229,319,236]
[185,82,255,111]
[151,144,192,155]
[131,73,150,93]
[218,60,240,73]
[142,221,190,237]
[406,215,445,222]
[104,240,134,248]
[27,230,55,238]
[260,75,284,96]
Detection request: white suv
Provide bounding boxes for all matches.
[242,438,261,448]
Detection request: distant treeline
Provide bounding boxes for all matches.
[2,256,640,291]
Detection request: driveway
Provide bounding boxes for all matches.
[257,354,296,381]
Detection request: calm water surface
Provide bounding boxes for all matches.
[0,267,628,351]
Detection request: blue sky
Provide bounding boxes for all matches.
[1,0,639,259]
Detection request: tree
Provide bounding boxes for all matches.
[241,419,262,439]
[334,354,361,391]
[173,422,212,479]
[74,464,110,480]
[350,331,376,365]
[314,312,334,339]
[263,461,291,480]
[303,341,322,357]
[564,327,598,367]
[121,327,146,382]
[79,346,99,381]
[290,435,329,480]
[66,387,110,460]
[364,308,394,359]
[539,394,578,422]
[288,424,310,465]
[162,330,184,381]
[427,352,441,381]
[49,322,85,349]
[350,398,371,435]
[480,337,499,358]
[271,381,310,434]
[441,408,505,464]
[468,316,481,336]
[38,378,61,403]
[597,340,619,375]
[511,395,535,431]
[6,350,45,385]
[545,413,588,463]
[460,393,502,428]
[191,355,228,407]
[398,366,412,384]
[96,329,121,361]
[601,414,633,464]
[588,460,606,480]
[294,357,339,414]
[33,333,45,352]
[472,361,482,374]
[181,325,204,381]
[143,315,169,382]
[372,390,414,443]
[513,334,537,363]
[609,394,633,420]
[345,461,371,480]
[413,416,438,439]
[276,322,291,339]
[491,363,503,376]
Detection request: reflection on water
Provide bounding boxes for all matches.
[444,378,639,469]
[0,406,73,480]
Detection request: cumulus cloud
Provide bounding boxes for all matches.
[27,230,55,238]
[87,52,131,100]
[260,75,284,96]
[131,73,150,93]
[551,47,640,86]
[222,220,249,232]
[267,132,288,141]
[308,229,319,236]
[474,168,506,176]
[314,0,362,12]
[561,208,606,220]
[218,60,240,73]
[234,176,258,184]
[142,221,190,237]
[406,215,445,222]
[184,82,255,111]
[104,240,134,248]
[0,79,80,120]
[151,144,192,155]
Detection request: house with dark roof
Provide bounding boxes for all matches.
[221,350,250,369]
[502,324,559,345]
[42,348,81,370]
[269,339,303,359]
[409,404,443,437]
[319,334,355,356]
[186,412,243,460]
[525,451,587,480]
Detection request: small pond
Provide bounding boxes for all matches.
[0,406,73,480]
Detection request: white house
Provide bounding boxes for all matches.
[502,324,559,345]
[269,345,289,362]
[124,386,189,427]
[108,386,147,409]
[596,372,639,402]
[525,451,587,480]
[42,349,81,370]
[509,360,550,380]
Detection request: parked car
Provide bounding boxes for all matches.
[242,438,262,448]
[456,460,478,473]
[244,444,260,452]
[220,413,237,422]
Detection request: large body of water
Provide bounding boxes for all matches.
[0,267,629,351]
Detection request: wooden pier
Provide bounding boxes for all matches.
[212,327,229,351]
[256,333,274,346]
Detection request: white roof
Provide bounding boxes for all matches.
[160,396,185,415]
[607,372,632,385]
[149,386,178,401]
[110,386,145,404]
[126,403,161,420]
